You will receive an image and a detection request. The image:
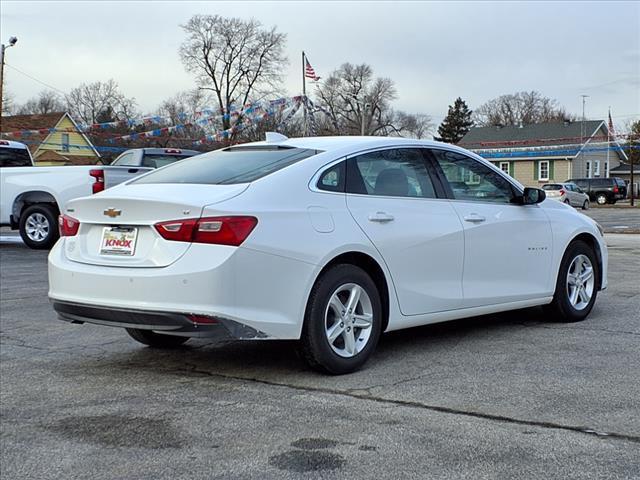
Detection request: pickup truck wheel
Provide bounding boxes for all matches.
[19,204,59,249]
[125,328,189,348]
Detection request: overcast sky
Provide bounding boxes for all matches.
[2,1,639,130]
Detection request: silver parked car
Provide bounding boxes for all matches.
[542,183,590,210]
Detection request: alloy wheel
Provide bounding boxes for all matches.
[25,213,50,242]
[324,283,373,358]
[566,254,595,311]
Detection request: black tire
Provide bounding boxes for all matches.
[19,204,59,249]
[563,199,571,205]
[300,264,382,375]
[595,193,608,205]
[582,200,590,210]
[544,240,598,323]
[125,328,189,348]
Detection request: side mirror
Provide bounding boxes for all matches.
[521,187,546,205]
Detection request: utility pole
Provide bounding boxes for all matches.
[0,36,18,120]
[580,94,589,176]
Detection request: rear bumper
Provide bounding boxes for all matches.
[48,238,316,339]
[52,300,264,339]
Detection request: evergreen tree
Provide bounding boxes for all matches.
[435,97,474,144]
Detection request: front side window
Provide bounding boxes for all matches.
[133,146,318,185]
[430,150,515,204]
[539,161,549,181]
[346,149,436,198]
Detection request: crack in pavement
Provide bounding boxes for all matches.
[170,361,640,445]
[519,322,640,337]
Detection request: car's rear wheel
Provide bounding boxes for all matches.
[596,193,608,205]
[544,240,598,322]
[563,198,571,205]
[582,200,590,210]
[126,328,189,348]
[19,204,59,249]
[300,264,382,374]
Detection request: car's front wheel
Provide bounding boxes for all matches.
[544,240,598,322]
[300,264,382,374]
[126,328,189,348]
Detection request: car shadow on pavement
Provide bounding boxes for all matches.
[69,307,547,378]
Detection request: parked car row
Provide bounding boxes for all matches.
[0,141,199,248]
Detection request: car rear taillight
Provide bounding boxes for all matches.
[559,189,566,195]
[187,314,219,325]
[59,215,80,236]
[613,185,619,193]
[89,169,105,194]
[154,216,258,246]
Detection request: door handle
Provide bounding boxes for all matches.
[463,214,486,223]
[368,212,395,223]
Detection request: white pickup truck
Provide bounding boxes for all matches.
[0,141,199,249]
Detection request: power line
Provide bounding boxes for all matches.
[4,63,67,96]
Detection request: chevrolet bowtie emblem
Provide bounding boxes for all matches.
[103,208,122,218]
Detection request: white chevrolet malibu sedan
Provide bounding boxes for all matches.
[49,135,607,374]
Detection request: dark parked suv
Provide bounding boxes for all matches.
[566,177,627,205]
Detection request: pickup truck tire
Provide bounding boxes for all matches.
[19,204,59,249]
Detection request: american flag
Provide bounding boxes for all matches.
[305,58,320,81]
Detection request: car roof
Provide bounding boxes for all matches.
[243,136,454,153]
[0,140,29,149]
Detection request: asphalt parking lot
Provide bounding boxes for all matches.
[1,234,639,480]
[582,205,640,233]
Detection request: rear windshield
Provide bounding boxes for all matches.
[615,178,627,187]
[133,146,318,185]
[542,184,562,190]
[141,154,194,169]
[0,148,32,167]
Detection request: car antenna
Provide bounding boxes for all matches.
[265,132,288,143]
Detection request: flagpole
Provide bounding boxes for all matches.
[302,51,307,136]
[607,107,610,177]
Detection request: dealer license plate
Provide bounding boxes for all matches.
[100,227,138,256]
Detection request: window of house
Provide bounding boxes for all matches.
[604,162,609,177]
[61,133,70,153]
[499,162,510,175]
[585,161,591,178]
[594,160,600,177]
[538,161,550,181]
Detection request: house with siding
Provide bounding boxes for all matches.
[0,112,101,165]
[458,120,628,187]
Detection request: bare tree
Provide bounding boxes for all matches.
[65,79,137,124]
[314,63,432,138]
[15,90,65,115]
[154,89,210,148]
[179,15,288,131]
[474,91,575,127]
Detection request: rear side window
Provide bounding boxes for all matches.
[615,178,627,187]
[0,148,32,167]
[346,149,436,198]
[133,146,318,185]
[112,152,138,166]
[592,179,610,187]
[142,154,191,168]
[317,162,345,192]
